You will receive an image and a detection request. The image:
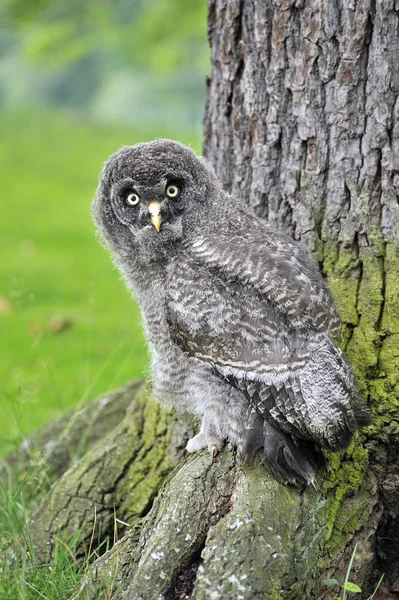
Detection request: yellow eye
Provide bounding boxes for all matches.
[166,184,180,198]
[126,192,140,206]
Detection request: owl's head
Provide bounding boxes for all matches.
[93,139,221,264]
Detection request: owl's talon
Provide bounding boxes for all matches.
[211,445,219,459]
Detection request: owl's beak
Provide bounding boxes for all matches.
[148,201,162,232]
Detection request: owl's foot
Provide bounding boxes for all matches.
[186,432,224,458]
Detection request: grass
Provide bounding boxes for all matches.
[0,107,201,599]
[0,108,201,458]
[0,469,116,599]
[323,544,384,599]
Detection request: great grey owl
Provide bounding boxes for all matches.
[93,139,370,486]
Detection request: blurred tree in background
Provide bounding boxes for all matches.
[0,0,208,128]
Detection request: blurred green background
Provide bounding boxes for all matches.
[0,0,208,457]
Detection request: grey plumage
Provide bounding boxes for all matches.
[93,139,370,486]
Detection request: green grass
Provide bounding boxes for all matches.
[0,470,114,599]
[0,108,201,458]
[0,108,201,598]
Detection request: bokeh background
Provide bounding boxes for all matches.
[0,0,209,457]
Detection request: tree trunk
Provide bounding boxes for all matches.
[7,1,399,598]
[204,0,399,595]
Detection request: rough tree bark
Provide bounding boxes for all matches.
[203,0,399,595]
[5,1,399,599]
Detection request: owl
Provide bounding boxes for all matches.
[93,139,370,486]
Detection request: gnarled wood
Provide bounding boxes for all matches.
[2,381,143,487]
[24,382,194,565]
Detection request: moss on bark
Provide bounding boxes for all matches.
[24,382,194,565]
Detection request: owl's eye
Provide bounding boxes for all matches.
[126,192,140,206]
[166,184,180,198]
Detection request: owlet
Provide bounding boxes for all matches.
[93,139,370,485]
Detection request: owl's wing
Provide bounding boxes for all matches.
[170,306,363,453]
[189,228,340,335]
[167,250,368,457]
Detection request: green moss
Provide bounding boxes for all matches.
[316,436,369,555]
[118,387,176,521]
[365,243,399,442]
[381,244,399,333]
[344,247,383,390]
[267,580,285,600]
[325,440,369,491]
[323,239,399,430]
[325,243,360,328]
[314,238,398,560]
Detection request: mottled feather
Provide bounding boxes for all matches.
[166,254,365,453]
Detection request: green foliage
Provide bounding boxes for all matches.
[0,0,208,130]
[342,582,362,593]
[129,0,209,72]
[324,579,340,587]
[367,575,385,600]
[0,108,201,458]
[2,0,209,72]
[323,545,384,600]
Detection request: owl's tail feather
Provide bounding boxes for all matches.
[258,339,371,452]
[243,412,324,486]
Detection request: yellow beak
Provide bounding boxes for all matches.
[148,201,162,232]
